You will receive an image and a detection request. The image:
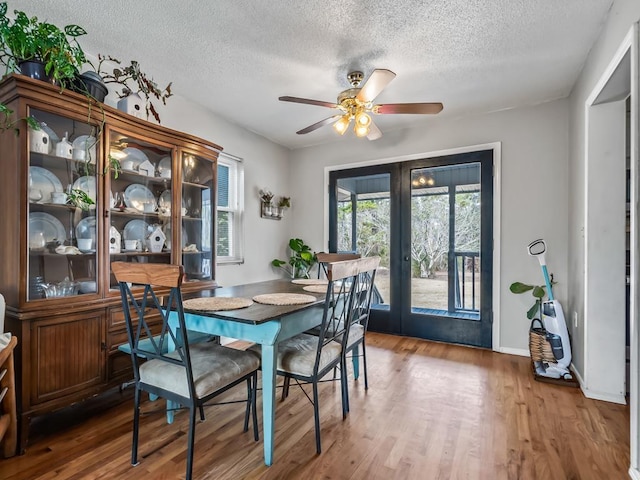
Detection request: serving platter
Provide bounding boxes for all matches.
[123,219,150,245]
[30,166,63,204]
[72,176,97,203]
[124,183,156,212]
[29,212,66,244]
[75,216,96,241]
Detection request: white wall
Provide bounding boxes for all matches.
[96,70,293,287]
[288,100,569,352]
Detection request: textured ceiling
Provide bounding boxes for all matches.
[10,1,613,149]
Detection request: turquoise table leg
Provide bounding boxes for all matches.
[352,345,360,380]
[262,343,277,466]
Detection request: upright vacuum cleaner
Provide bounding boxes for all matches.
[527,239,573,380]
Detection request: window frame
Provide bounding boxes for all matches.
[216,152,244,265]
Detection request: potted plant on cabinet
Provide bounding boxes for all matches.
[96,54,172,123]
[0,2,87,86]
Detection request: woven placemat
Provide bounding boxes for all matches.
[183,297,253,311]
[252,293,317,305]
[291,278,329,285]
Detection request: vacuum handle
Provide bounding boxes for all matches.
[527,239,554,301]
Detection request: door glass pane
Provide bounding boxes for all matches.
[410,170,450,311]
[336,174,390,307]
[108,131,172,290]
[410,164,481,318]
[181,152,214,282]
[28,108,99,300]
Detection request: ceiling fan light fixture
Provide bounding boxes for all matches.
[333,115,351,135]
[355,110,371,127]
[354,123,370,137]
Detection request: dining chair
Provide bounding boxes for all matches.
[112,262,260,480]
[251,257,378,454]
[315,252,361,279]
[342,258,379,396]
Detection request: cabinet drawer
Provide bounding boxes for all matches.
[108,321,163,352]
[109,307,162,330]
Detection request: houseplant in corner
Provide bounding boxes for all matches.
[0,2,87,86]
[272,238,317,279]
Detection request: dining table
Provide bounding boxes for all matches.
[166,278,326,466]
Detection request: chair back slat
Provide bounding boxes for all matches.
[316,252,361,279]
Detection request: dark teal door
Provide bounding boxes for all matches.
[328,149,493,348]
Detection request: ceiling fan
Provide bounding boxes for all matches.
[279,69,443,141]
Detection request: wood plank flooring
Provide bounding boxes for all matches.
[0,333,630,479]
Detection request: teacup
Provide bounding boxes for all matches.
[51,192,67,204]
[143,203,156,213]
[124,240,138,251]
[121,159,135,171]
[77,238,93,251]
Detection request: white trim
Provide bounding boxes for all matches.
[323,141,502,349]
[498,347,529,357]
[584,24,637,471]
[569,364,625,405]
[630,21,640,472]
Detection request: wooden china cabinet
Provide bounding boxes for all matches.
[0,74,221,454]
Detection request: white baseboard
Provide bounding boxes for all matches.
[497,347,529,357]
[572,362,627,404]
[629,467,640,480]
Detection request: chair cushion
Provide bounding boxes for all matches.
[346,323,364,348]
[249,333,342,377]
[139,343,260,399]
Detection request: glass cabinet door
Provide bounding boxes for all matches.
[107,130,173,290]
[181,152,215,282]
[27,108,99,301]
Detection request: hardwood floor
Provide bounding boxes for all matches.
[0,333,630,479]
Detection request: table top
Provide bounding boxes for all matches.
[182,278,325,325]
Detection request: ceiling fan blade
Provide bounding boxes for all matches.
[367,120,382,141]
[375,102,444,115]
[296,115,342,135]
[279,96,339,109]
[356,69,396,103]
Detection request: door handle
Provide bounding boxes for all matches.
[404,256,410,261]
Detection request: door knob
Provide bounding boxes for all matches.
[404,256,410,261]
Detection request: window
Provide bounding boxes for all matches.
[216,152,244,264]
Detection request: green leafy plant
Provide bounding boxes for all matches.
[278,196,291,209]
[0,2,87,86]
[66,188,94,211]
[509,274,555,319]
[96,54,172,123]
[0,102,38,133]
[272,238,317,279]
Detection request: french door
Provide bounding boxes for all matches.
[328,149,493,348]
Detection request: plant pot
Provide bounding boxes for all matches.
[71,71,108,102]
[18,60,50,82]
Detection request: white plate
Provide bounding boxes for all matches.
[72,176,97,203]
[123,219,150,243]
[29,212,66,244]
[75,216,96,241]
[122,147,149,168]
[158,190,186,212]
[30,166,63,204]
[158,156,171,178]
[124,183,156,212]
[71,135,97,163]
[162,222,187,250]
